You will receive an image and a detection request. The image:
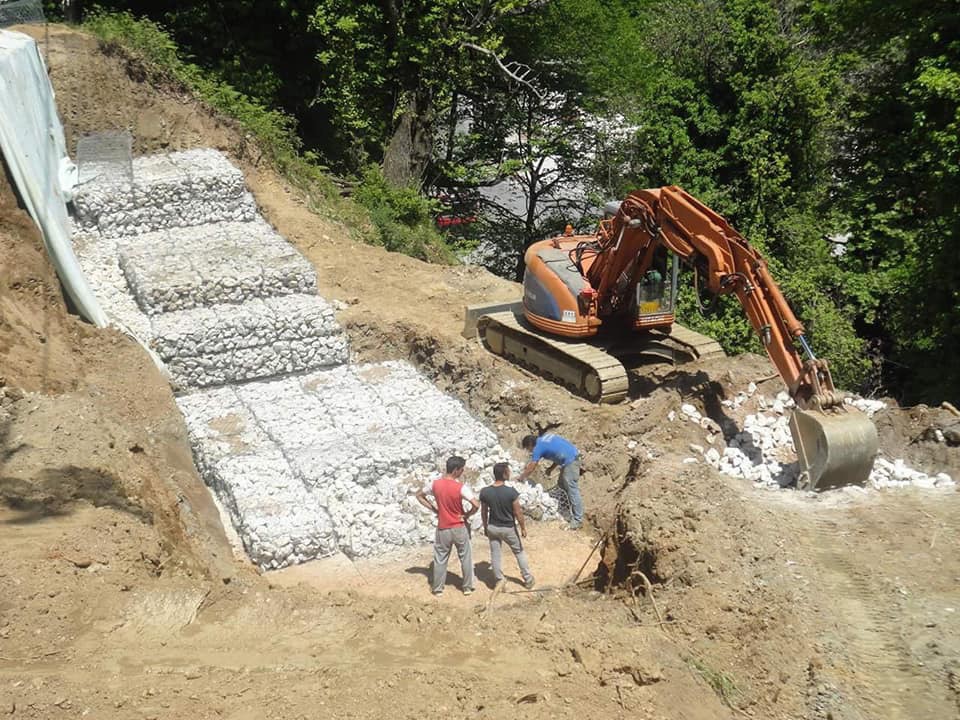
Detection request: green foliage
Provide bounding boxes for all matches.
[308,0,528,169]
[83,10,300,169]
[611,0,870,390]
[81,10,453,264]
[354,167,456,264]
[689,657,741,708]
[811,0,960,402]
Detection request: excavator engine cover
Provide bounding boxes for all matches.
[789,407,879,491]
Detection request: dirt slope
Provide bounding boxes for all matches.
[1,23,958,720]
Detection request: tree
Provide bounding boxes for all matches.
[447,87,631,278]
[813,0,960,402]
[309,0,547,185]
[611,0,871,389]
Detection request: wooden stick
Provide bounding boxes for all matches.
[505,586,558,594]
[567,536,604,586]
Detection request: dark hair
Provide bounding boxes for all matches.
[493,462,510,481]
[521,434,538,450]
[446,455,466,474]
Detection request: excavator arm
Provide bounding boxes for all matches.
[589,187,837,410]
[586,186,878,489]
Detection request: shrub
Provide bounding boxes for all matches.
[81,10,454,263]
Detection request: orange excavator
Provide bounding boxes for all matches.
[463,186,878,490]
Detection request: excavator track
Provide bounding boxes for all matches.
[469,306,728,404]
[657,324,725,361]
[477,311,630,403]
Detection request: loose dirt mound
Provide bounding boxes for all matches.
[1,23,958,720]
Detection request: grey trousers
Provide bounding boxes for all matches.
[486,524,533,584]
[559,458,584,524]
[432,526,474,593]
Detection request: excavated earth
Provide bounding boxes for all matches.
[1,24,958,720]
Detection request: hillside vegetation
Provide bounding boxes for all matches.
[56,0,959,403]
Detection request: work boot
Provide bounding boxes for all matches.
[567,522,582,531]
[524,577,536,590]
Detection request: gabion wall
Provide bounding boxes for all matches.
[72,148,559,569]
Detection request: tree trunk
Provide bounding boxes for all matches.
[382,90,433,188]
[514,170,541,281]
[62,0,82,23]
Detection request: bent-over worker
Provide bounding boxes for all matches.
[416,455,479,596]
[517,433,583,530]
[480,462,535,589]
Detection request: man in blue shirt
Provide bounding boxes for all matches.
[517,433,583,530]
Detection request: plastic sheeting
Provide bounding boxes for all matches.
[0,29,107,326]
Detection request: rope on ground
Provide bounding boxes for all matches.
[629,569,666,631]
[484,581,504,615]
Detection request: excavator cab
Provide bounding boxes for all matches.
[634,250,679,329]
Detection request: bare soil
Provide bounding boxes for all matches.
[1,23,958,720]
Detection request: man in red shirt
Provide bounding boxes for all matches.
[416,455,479,596]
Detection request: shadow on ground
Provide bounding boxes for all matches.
[0,465,150,524]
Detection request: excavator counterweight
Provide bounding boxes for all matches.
[465,185,879,491]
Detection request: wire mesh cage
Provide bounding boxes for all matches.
[0,0,44,28]
[546,483,572,520]
[76,130,134,186]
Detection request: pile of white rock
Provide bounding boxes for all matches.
[177,362,560,566]
[73,149,257,237]
[152,296,349,389]
[677,385,955,491]
[72,148,559,569]
[117,220,317,314]
[72,230,153,339]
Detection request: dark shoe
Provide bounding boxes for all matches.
[567,522,582,531]
[524,577,536,590]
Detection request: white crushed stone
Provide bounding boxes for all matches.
[72,230,153,339]
[674,386,955,492]
[152,296,349,389]
[178,363,560,566]
[118,220,317,314]
[73,149,257,237]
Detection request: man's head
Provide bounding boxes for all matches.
[446,455,466,477]
[493,462,510,483]
[521,434,538,452]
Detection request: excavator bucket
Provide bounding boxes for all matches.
[789,407,879,491]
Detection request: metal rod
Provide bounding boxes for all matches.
[798,335,817,361]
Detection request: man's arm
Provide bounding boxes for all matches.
[512,498,527,537]
[463,497,480,520]
[481,502,489,534]
[516,460,539,483]
[544,462,558,475]
[415,488,437,515]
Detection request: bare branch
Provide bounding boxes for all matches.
[461,42,545,100]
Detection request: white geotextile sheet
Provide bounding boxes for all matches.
[0,29,107,326]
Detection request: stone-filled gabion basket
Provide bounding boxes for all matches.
[73,148,560,570]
